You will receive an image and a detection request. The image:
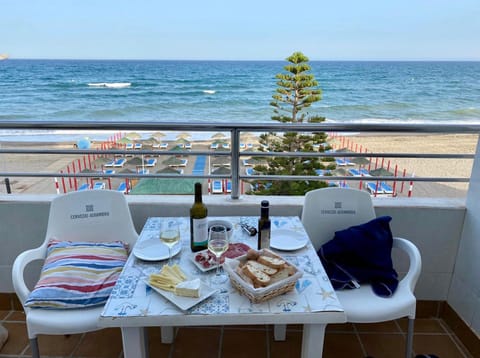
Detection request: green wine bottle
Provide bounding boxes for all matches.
[257,200,271,250]
[190,182,208,252]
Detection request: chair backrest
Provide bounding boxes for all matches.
[301,187,376,251]
[44,190,138,248]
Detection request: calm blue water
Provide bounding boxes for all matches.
[1,59,479,141]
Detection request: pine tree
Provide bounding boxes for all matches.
[251,52,334,195]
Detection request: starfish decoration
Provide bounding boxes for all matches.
[318,287,335,300]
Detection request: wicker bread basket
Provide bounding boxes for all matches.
[224,249,303,303]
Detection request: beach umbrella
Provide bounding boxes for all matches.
[211,156,230,167]
[176,132,191,140]
[211,132,226,139]
[143,137,160,146]
[176,138,190,145]
[117,137,132,144]
[127,157,144,166]
[151,131,166,140]
[211,166,231,175]
[156,167,182,174]
[125,132,142,140]
[163,156,185,166]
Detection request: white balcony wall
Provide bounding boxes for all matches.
[448,136,480,336]
[1,195,466,303]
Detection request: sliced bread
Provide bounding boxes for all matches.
[243,263,271,286]
[257,255,286,269]
[246,260,278,275]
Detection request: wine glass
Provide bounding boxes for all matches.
[208,224,229,284]
[160,220,180,265]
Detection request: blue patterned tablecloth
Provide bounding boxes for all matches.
[101,216,343,318]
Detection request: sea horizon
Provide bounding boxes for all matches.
[1,59,479,142]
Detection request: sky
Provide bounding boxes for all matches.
[1,0,479,61]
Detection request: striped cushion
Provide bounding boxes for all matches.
[25,239,128,309]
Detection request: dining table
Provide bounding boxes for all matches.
[99,216,346,358]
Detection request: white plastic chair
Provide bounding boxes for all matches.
[12,190,138,358]
[276,187,421,358]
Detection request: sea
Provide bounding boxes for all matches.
[1,59,479,142]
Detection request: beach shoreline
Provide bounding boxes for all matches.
[1,133,478,197]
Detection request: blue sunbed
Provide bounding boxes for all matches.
[117,182,127,193]
[348,168,361,176]
[212,180,223,194]
[381,181,394,194]
[93,182,105,190]
[113,158,126,167]
[104,160,115,167]
[365,182,380,194]
[145,158,157,167]
[335,158,347,166]
[78,183,90,191]
[359,168,371,176]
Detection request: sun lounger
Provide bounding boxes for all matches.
[134,143,142,150]
[243,159,253,166]
[381,181,394,195]
[212,180,223,194]
[344,158,355,166]
[145,158,157,167]
[125,143,134,150]
[93,182,106,190]
[239,143,246,150]
[185,143,192,149]
[78,183,90,191]
[359,168,371,176]
[138,169,149,175]
[225,181,232,193]
[210,143,219,150]
[160,143,168,149]
[335,158,347,166]
[348,168,361,176]
[222,143,230,149]
[104,160,115,167]
[247,143,253,149]
[245,168,257,176]
[152,143,160,149]
[103,169,115,175]
[113,158,126,167]
[365,182,381,195]
[315,169,331,176]
[117,182,127,194]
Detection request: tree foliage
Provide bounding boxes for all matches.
[251,52,333,196]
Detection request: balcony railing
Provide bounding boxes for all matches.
[0,120,479,199]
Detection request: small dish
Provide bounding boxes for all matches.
[133,239,182,261]
[145,280,217,311]
[270,229,309,251]
[208,219,233,239]
[191,243,252,272]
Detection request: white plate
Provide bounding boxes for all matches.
[133,239,182,261]
[270,229,309,251]
[145,280,217,311]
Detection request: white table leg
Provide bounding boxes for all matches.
[121,327,147,358]
[301,324,326,358]
[273,324,286,341]
[161,326,174,343]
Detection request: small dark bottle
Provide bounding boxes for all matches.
[257,200,271,250]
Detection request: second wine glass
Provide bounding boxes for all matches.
[160,221,180,266]
[208,224,229,284]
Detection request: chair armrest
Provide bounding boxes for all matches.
[12,245,47,304]
[393,237,422,292]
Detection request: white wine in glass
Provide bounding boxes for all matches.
[208,224,229,284]
[160,222,180,265]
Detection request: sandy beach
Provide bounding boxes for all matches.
[1,133,478,197]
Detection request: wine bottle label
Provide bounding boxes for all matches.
[192,217,208,246]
